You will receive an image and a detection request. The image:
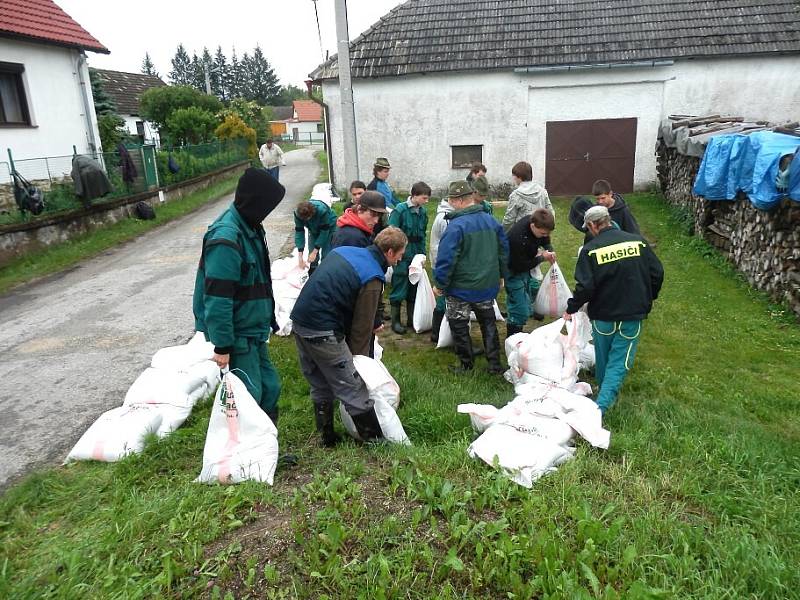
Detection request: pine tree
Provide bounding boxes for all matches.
[212,46,228,101]
[248,46,281,105]
[239,51,253,102]
[169,44,192,86]
[189,53,206,93]
[228,48,241,100]
[141,52,160,78]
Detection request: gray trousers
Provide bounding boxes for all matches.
[293,334,373,416]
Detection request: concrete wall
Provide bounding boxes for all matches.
[0,161,248,268]
[322,54,800,193]
[121,115,160,146]
[0,38,102,159]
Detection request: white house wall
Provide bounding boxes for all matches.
[0,39,102,166]
[121,115,160,146]
[322,54,800,193]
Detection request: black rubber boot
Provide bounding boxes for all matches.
[406,300,416,331]
[477,308,504,374]
[314,402,341,448]
[532,312,545,321]
[430,309,445,343]
[506,322,524,341]
[351,408,384,442]
[448,319,474,373]
[265,406,279,426]
[390,303,406,334]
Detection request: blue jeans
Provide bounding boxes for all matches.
[592,320,642,414]
[265,166,279,181]
[505,272,531,326]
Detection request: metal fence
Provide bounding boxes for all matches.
[0,139,249,226]
[275,132,325,146]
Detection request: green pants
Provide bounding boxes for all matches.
[592,320,641,414]
[506,272,532,326]
[307,234,331,269]
[389,257,417,304]
[435,294,446,312]
[229,337,281,416]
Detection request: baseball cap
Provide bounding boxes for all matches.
[583,205,610,227]
[359,190,388,213]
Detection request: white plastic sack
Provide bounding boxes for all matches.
[373,336,384,361]
[339,399,411,445]
[516,319,567,384]
[151,332,214,371]
[271,254,310,336]
[579,344,596,371]
[124,368,208,409]
[468,424,575,488]
[534,262,572,317]
[530,264,544,282]
[352,355,400,410]
[408,254,435,333]
[311,182,336,207]
[66,404,163,462]
[437,316,453,349]
[457,403,575,446]
[196,372,279,485]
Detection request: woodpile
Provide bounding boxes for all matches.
[656,116,800,318]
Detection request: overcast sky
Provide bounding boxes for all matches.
[56,0,404,87]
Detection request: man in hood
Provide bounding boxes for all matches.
[502,161,554,233]
[193,167,286,424]
[331,191,387,249]
[592,179,640,235]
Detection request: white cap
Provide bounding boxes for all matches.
[583,205,610,227]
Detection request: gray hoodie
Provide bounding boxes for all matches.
[429,199,454,266]
[502,181,554,232]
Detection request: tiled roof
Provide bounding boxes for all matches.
[292,99,322,122]
[92,69,166,116]
[0,0,108,53]
[310,0,800,80]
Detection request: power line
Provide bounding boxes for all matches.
[311,0,324,62]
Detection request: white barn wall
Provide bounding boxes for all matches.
[1,38,101,160]
[322,54,800,193]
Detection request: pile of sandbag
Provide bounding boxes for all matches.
[458,373,609,488]
[271,250,310,336]
[66,333,219,462]
[339,355,410,445]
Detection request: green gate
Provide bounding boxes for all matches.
[140,145,159,189]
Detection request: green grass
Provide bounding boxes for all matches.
[1,194,799,598]
[0,176,239,295]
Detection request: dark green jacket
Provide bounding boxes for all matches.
[433,204,509,302]
[388,199,428,259]
[193,204,275,354]
[294,200,336,251]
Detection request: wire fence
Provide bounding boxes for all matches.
[0,140,249,226]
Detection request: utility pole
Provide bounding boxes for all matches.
[333,0,359,183]
[203,62,212,96]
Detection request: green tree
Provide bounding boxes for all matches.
[169,44,192,86]
[140,52,159,78]
[89,68,127,151]
[274,84,306,106]
[218,98,271,145]
[212,46,227,101]
[165,106,218,145]
[140,85,222,132]
[228,48,242,100]
[247,46,280,105]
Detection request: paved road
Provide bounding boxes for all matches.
[0,147,320,491]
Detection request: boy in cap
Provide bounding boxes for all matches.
[471,175,494,215]
[502,161,553,233]
[564,205,663,417]
[434,181,509,374]
[332,191,387,249]
[294,198,337,275]
[388,182,431,334]
[592,179,640,235]
[193,167,285,424]
[367,157,397,209]
[505,209,556,338]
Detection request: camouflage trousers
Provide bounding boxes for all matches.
[445,297,495,321]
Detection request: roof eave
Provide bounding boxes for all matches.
[0,31,109,54]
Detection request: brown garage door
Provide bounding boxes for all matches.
[545,118,637,195]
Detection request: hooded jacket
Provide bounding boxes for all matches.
[607,193,640,235]
[502,181,554,232]
[294,199,337,251]
[429,199,453,266]
[331,208,374,249]
[434,204,509,303]
[566,226,664,321]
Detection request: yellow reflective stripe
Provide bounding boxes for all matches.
[619,322,641,340]
[624,342,635,370]
[593,321,617,336]
[588,241,646,265]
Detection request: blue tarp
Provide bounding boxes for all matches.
[693,131,800,210]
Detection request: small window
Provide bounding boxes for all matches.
[0,62,30,126]
[316,123,324,133]
[451,145,482,169]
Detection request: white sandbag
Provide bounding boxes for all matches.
[533,262,572,317]
[578,344,596,370]
[373,336,384,361]
[339,398,411,445]
[154,404,193,438]
[124,368,208,409]
[436,316,453,348]
[408,254,435,333]
[65,404,163,462]
[185,360,221,392]
[516,319,566,384]
[196,372,279,485]
[457,403,500,433]
[457,403,574,446]
[352,355,400,410]
[271,257,310,337]
[467,424,575,488]
[311,182,336,207]
[151,331,214,371]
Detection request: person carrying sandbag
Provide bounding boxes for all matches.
[290,227,408,446]
[563,206,664,417]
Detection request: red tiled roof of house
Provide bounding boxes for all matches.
[293,99,322,122]
[0,0,109,53]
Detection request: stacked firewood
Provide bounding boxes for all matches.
[656,117,800,318]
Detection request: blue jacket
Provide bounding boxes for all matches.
[367,177,396,209]
[291,245,387,341]
[434,205,509,303]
